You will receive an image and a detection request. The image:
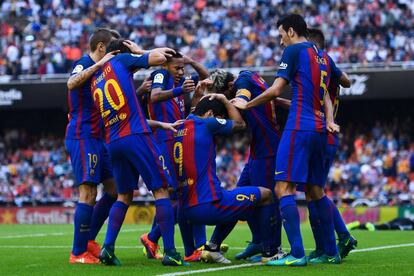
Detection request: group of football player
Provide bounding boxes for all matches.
[65,13,357,267]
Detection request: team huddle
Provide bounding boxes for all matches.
[65,14,357,267]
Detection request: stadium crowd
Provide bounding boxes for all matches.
[0,118,413,206]
[1,0,414,78]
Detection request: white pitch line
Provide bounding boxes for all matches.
[157,242,414,276]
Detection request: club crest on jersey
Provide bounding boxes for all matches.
[72,64,83,74]
[216,118,227,124]
[279,62,288,69]
[154,73,164,84]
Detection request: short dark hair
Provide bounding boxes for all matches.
[89,28,118,52]
[106,39,131,54]
[308,28,325,49]
[166,50,183,62]
[276,14,308,37]
[193,98,228,118]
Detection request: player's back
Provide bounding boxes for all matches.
[173,114,233,208]
[91,53,151,143]
[277,42,330,132]
[66,55,102,140]
[235,70,281,159]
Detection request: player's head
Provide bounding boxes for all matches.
[164,51,185,84]
[193,97,228,119]
[89,28,119,56]
[106,39,132,54]
[276,14,308,47]
[307,28,325,49]
[208,69,236,100]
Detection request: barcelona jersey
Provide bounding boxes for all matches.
[147,69,199,142]
[173,114,233,208]
[65,55,102,139]
[235,70,281,159]
[276,42,331,132]
[326,55,343,146]
[91,53,151,143]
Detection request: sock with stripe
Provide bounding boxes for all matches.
[103,201,128,247]
[72,203,93,255]
[279,195,305,258]
[89,193,117,241]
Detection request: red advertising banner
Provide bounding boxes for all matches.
[0,207,74,224]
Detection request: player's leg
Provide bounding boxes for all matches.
[306,133,340,264]
[65,139,100,264]
[88,143,117,257]
[267,130,307,266]
[134,134,184,266]
[305,188,324,260]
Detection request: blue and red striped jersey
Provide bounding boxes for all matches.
[65,55,103,140]
[173,114,233,208]
[326,55,342,146]
[276,42,331,132]
[235,70,281,159]
[91,53,151,143]
[147,69,199,143]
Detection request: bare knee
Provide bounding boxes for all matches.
[308,185,325,201]
[117,192,133,205]
[78,184,97,205]
[258,187,273,205]
[275,181,296,199]
[152,188,170,200]
[102,178,118,198]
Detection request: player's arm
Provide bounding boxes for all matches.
[136,77,152,97]
[329,55,351,88]
[207,94,246,131]
[190,79,213,111]
[147,119,184,133]
[183,55,209,80]
[150,80,195,103]
[274,97,291,109]
[339,72,351,88]
[123,40,174,66]
[67,51,118,90]
[324,94,340,133]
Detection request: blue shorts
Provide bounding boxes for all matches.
[275,130,327,186]
[157,139,178,190]
[182,187,261,225]
[237,156,276,191]
[65,138,113,186]
[107,133,172,194]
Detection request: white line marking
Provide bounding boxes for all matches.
[350,243,414,253]
[0,228,148,239]
[157,243,414,276]
[158,263,262,276]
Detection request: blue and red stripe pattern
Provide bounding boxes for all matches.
[65,55,103,140]
[234,71,281,159]
[276,42,330,132]
[174,114,233,208]
[90,53,151,143]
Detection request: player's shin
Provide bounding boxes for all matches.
[154,198,176,253]
[259,203,278,257]
[308,201,324,256]
[72,203,93,256]
[209,221,237,250]
[89,193,117,241]
[279,195,305,258]
[315,196,339,257]
[103,200,129,247]
[329,198,350,238]
[178,217,196,257]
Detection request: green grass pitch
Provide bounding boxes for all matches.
[0,224,413,275]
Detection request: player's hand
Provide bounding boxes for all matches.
[202,93,227,102]
[195,79,213,95]
[136,78,152,95]
[182,79,196,94]
[230,97,248,109]
[123,40,143,54]
[159,121,183,133]
[96,50,119,67]
[155,47,176,58]
[182,55,194,64]
[327,121,340,133]
[172,119,185,128]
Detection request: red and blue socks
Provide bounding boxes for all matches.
[89,193,116,241]
[280,195,305,258]
[72,203,93,255]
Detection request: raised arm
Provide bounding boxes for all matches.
[208,94,246,131]
[183,55,209,80]
[150,79,195,103]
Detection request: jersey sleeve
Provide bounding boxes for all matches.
[234,75,253,101]
[117,53,150,71]
[191,74,199,86]
[276,45,298,83]
[151,70,169,90]
[205,118,233,136]
[70,56,91,76]
[328,56,342,80]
